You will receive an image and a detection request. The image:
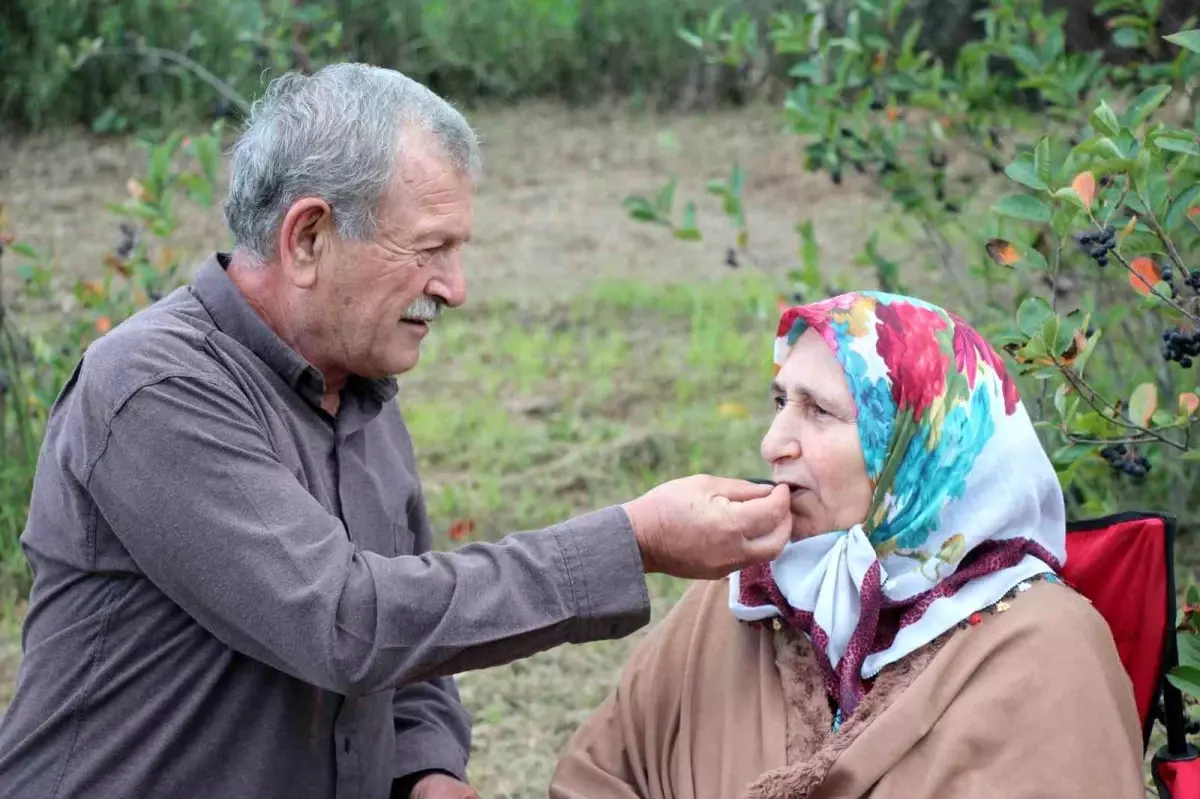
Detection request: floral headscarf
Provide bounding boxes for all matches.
[729,291,1066,716]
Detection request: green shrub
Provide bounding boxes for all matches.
[622,0,1200,703]
[2,0,778,133]
[0,125,221,606]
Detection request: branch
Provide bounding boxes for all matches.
[1063,433,1160,446]
[79,46,251,116]
[1137,184,1190,277]
[1111,248,1200,325]
[1057,366,1188,450]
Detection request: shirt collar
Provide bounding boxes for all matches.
[190,252,399,410]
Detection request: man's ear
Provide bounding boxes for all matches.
[278,198,334,289]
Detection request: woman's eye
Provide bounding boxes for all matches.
[772,396,786,411]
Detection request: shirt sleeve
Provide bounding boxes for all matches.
[390,677,471,788]
[390,483,471,788]
[84,374,651,695]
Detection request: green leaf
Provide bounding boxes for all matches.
[1034,137,1052,188]
[11,242,39,259]
[1164,29,1200,54]
[195,135,219,187]
[1052,186,1086,209]
[1157,137,1200,157]
[1091,101,1121,137]
[681,200,697,231]
[674,201,700,240]
[1179,635,1200,669]
[704,178,727,196]
[1166,184,1200,232]
[1151,409,1175,426]
[730,165,746,199]
[1167,665,1200,699]
[1017,296,1055,338]
[1122,84,1172,128]
[1113,27,1146,49]
[1188,584,1200,607]
[796,219,821,276]
[623,196,664,225]
[656,178,677,214]
[992,194,1052,223]
[677,29,705,50]
[1004,154,1048,191]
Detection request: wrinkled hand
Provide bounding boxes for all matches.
[623,475,792,580]
[409,773,481,799]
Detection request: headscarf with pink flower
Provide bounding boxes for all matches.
[729,291,1066,719]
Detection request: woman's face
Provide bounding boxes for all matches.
[760,329,874,540]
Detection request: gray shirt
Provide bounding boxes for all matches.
[0,253,651,798]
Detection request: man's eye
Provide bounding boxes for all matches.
[772,396,786,411]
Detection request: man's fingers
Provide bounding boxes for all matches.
[702,475,777,502]
[729,484,791,539]
[739,516,791,564]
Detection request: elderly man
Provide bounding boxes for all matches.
[0,65,790,799]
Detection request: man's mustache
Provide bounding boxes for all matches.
[401,295,444,323]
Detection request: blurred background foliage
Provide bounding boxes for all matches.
[2,1,1200,782]
[2,0,1197,132]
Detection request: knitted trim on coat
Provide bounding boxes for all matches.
[743,627,948,799]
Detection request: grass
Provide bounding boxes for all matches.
[396,273,787,796]
[404,275,783,546]
[0,270,790,794]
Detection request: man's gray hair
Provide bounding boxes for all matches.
[223,63,481,262]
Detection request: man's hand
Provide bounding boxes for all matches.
[623,475,792,580]
[409,772,480,799]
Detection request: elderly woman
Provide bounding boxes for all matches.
[550,291,1144,798]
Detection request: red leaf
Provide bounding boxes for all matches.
[985,238,1021,267]
[1128,257,1162,296]
[1072,172,1096,209]
[448,518,475,542]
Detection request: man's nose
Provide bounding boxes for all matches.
[429,253,467,309]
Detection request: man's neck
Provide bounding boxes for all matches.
[226,251,347,416]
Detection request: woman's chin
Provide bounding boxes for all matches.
[790,514,838,541]
[790,518,820,541]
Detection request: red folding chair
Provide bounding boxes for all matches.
[1063,513,1200,798]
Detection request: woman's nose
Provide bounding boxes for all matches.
[760,416,801,465]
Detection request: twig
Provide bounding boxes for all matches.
[1064,434,1160,446]
[1135,181,1190,277]
[79,46,251,117]
[1111,248,1200,325]
[1040,233,1065,417]
[1102,178,1129,229]
[1058,366,1187,450]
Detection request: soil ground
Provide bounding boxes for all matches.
[0,102,890,299]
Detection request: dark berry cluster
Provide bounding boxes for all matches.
[1186,269,1200,293]
[1160,263,1179,297]
[1100,444,1151,478]
[1162,326,1200,368]
[1077,227,1116,266]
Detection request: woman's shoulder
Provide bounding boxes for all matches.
[953,577,1122,669]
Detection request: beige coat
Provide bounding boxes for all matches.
[551,580,1145,798]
